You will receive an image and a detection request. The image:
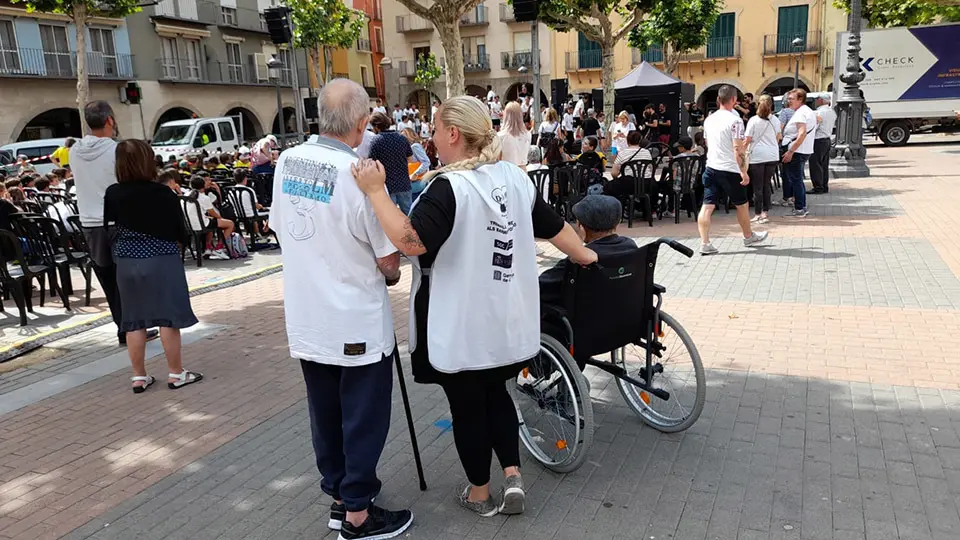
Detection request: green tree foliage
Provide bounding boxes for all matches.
[537,0,655,132]
[414,53,442,119]
[12,0,141,135]
[834,0,960,27]
[628,0,721,75]
[285,0,364,86]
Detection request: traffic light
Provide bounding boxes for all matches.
[263,7,292,45]
[513,0,538,22]
[124,82,141,105]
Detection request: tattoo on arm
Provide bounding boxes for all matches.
[401,220,424,251]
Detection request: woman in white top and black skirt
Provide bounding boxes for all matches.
[352,96,596,518]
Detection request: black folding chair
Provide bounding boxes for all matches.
[528,168,551,204]
[620,160,656,228]
[671,156,700,223]
[179,195,224,267]
[0,230,35,325]
[10,215,70,309]
[224,185,276,249]
[32,216,91,302]
[65,216,94,306]
[253,173,275,207]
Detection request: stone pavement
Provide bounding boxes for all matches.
[0,247,281,361]
[3,142,960,540]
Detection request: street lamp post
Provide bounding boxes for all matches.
[792,37,804,90]
[267,54,286,146]
[830,0,871,178]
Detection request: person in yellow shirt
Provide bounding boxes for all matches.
[51,137,75,168]
[233,147,252,168]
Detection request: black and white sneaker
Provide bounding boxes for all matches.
[329,502,346,530]
[338,505,413,540]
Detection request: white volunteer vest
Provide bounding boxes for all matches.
[408,162,541,374]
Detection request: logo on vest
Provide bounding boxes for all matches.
[491,186,508,215]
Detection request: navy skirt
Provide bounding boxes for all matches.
[116,253,198,332]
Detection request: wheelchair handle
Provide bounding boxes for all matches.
[661,238,694,258]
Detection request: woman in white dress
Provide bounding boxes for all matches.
[609,111,635,156]
[497,101,532,167]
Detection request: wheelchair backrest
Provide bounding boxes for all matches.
[560,244,658,359]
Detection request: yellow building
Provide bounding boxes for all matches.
[551,0,848,108]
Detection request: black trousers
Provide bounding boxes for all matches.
[82,226,122,337]
[301,352,394,511]
[809,138,831,191]
[748,162,777,214]
[441,374,520,487]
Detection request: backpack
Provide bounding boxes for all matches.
[225,232,248,259]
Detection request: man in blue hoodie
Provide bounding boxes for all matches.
[71,101,157,346]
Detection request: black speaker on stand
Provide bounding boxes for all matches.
[551,79,568,112]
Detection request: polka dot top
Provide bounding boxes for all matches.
[114,226,180,259]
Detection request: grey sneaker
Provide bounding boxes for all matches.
[699,243,719,255]
[793,208,809,218]
[499,475,525,515]
[743,231,769,247]
[457,483,499,517]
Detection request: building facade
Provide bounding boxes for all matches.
[381,1,552,113]
[1,0,309,144]
[552,0,846,109]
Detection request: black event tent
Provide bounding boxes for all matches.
[591,61,695,142]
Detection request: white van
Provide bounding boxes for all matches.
[151,117,240,162]
[0,138,67,176]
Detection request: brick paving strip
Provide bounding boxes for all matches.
[1,144,960,539]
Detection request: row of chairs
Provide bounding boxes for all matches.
[0,214,93,326]
[178,184,274,267]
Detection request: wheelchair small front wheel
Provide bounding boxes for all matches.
[510,334,594,473]
[613,311,705,433]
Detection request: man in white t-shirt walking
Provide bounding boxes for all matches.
[781,88,818,216]
[809,95,836,194]
[271,79,413,540]
[561,105,575,152]
[698,85,770,255]
[489,96,502,130]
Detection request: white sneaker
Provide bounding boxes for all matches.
[743,231,769,247]
[202,249,213,258]
[700,243,719,255]
[210,250,230,260]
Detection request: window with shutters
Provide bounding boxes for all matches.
[221,7,237,26]
[89,28,118,76]
[776,5,809,53]
[706,13,735,58]
[160,37,179,78]
[39,24,71,77]
[0,20,21,73]
[577,32,601,69]
[183,38,202,80]
[277,48,292,84]
[225,42,242,82]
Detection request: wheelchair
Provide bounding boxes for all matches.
[510,238,706,473]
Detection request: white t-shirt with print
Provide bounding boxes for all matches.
[186,191,215,231]
[704,108,745,174]
[271,137,398,367]
[490,101,502,120]
[744,115,782,164]
[784,105,818,155]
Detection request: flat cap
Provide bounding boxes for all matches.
[572,194,622,231]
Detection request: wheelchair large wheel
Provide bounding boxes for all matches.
[612,311,705,433]
[510,334,594,473]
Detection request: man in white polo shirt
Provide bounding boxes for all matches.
[697,85,770,255]
[808,95,837,194]
[781,88,818,217]
[271,79,413,540]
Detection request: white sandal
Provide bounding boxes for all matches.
[131,375,155,394]
[168,370,204,390]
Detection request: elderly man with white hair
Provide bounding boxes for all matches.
[809,95,837,194]
[271,78,413,540]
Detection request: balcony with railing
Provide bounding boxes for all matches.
[631,37,741,66]
[460,5,488,26]
[498,3,515,22]
[157,58,306,86]
[0,48,135,79]
[763,31,821,56]
[396,14,433,32]
[463,53,490,72]
[357,38,372,52]
[631,45,663,65]
[565,50,602,71]
[501,50,537,71]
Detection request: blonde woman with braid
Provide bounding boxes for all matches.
[352,96,596,518]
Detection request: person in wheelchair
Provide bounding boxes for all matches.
[539,194,637,369]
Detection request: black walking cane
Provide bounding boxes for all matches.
[393,348,427,491]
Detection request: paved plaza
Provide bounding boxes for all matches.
[2,140,960,540]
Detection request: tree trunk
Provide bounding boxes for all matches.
[74,5,90,136]
[436,21,464,98]
[663,43,680,75]
[309,46,323,90]
[323,46,333,84]
[601,43,615,135]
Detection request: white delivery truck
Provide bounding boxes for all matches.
[151,117,240,162]
[835,22,960,146]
